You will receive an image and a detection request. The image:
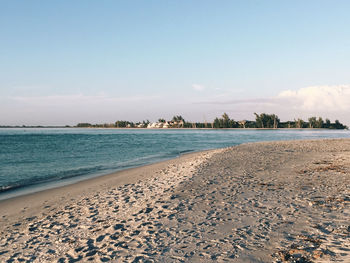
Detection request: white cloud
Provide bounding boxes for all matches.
[192,85,350,124]
[277,85,350,111]
[197,85,350,112]
[192,84,205,91]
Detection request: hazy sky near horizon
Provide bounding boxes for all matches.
[1,1,350,125]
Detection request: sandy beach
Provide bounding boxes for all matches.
[1,139,350,262]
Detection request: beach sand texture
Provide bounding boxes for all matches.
[1,139,350,262]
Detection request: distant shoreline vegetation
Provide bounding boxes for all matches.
[75,113,348,130]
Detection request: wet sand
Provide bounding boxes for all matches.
[1,139,350,262]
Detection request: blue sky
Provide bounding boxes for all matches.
[1,1,350,125]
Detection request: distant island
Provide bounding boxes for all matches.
[76,113,348,129]
[1,113,347,130]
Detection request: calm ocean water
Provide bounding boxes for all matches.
[1,128,349,199]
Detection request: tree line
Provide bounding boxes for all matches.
[76,113,348,129]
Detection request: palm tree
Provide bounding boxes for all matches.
[254,113,264,128]
[222,113,230,128]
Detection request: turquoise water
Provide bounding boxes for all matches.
[0,128,349,199]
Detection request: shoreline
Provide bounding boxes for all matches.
[1,138,350,262]
[0,149,216,220]
[0,149,205,202]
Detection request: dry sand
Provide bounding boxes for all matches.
[0,139,350,262]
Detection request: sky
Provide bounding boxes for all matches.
[1,0,350,125]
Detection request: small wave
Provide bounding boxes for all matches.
[168,149,194,156]
[0,166,107,194]
[0,184,24,193]
[56,166,105,180]
[0,154,177,195]
[179,149,194,154]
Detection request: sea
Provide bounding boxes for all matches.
[1,128,349,200]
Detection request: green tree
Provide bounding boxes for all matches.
[315,117,324,128]
[295,118,304,128]
[333,120,347,129]
[271,114,280,129]
[77,123,92,127]
[254,113,280,128]
[172,115,185,122]
[308,117,317,128]
[115,120,135,128]
[325,118,331,128]
[222,113,230,128]
[213,117,220,128]
[254,113,264,128]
